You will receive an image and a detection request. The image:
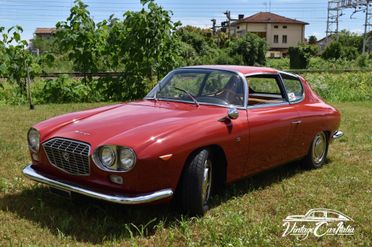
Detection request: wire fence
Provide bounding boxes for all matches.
[17,68,372,79]
[1,68,371,80]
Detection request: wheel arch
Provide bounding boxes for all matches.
[175,144,228,198]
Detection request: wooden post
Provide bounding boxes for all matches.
[26,63,34,110]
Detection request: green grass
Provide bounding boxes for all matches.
[0,102,371,246]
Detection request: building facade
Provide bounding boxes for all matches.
[229,12,308,58]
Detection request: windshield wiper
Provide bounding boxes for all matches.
[174,87,199,107]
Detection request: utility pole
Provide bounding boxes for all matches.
[211,19,217,35]
[326,0,342,41]
[326,0,371,52]
[224,11,232,36]
[362,0,371,53]
[223,11,238,37]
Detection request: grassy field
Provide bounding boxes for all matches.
[0,101,371,246]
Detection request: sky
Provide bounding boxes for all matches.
[0,0,368,41]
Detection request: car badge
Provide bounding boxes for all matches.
[74,130,91,136]
[62,152,70,162]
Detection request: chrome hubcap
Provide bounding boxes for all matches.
[202,159,212,205]
[312,132,326,164]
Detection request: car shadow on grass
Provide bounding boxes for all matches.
[0,160,314,244]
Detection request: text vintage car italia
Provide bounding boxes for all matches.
[23,65,343,215]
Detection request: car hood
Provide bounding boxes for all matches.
[40,100,226,150]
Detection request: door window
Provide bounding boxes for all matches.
[247,75,287,106]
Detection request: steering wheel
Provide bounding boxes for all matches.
[217,89,243,105]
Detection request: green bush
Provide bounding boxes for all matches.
[32,76,103,104]
[356,53,371,68]
[303,72,372,102]
[213,49,241,65]
[229,33,267,66]
[0,81,27,105]
[322,41,343,60]
[322,39,361,61]
[288,47,309,69]
[266,58,289,70]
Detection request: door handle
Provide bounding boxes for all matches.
[292,120,302,125]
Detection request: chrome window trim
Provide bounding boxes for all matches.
[247,101,290,109]
[42,137,91,176]
[144,68,248,109]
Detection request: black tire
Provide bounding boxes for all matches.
[179,149,213,216]
[303,131,329,169]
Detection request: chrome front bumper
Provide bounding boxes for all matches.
[332,130,344,140]
[22,165,173,204]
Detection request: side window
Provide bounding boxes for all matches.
[313,211,325,218]
[247,75,286,106]
[281,73,304,103]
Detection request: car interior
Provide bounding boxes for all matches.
[213,75,244,106]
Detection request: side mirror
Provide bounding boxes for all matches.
[227,107,239,120]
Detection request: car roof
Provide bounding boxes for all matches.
[180,65,280,75]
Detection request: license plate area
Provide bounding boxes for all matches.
[49,187,72,199]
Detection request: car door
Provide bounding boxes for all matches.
[246,74,301,174]
[280,72,307,159]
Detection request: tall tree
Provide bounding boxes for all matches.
[107,0,182,98]
[55,0,108,81]
[308,35,317,45]
[229,33,267,66]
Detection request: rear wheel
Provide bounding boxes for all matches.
[304,131,328,169]
[179,149,213,216]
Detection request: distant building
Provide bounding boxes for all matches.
[229,12,308,58]
[29,28,56,54]
[317,35,335,51]
[34,27,56,39]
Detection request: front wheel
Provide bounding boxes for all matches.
[304,131,328,169]
[179,149,213,216]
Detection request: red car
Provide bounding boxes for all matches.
[23,65,343,215]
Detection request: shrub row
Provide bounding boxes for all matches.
[0,72,370,105]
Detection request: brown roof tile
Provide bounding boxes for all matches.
[239,12,308,25]
[34,28,56,34]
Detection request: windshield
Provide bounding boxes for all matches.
[146,69,245,107]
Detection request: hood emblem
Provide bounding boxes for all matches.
[62,152,70,162]
[74,130,91,136]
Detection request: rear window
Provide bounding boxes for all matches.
[281,73,304,102]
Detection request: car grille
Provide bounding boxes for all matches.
[43,138,90,176]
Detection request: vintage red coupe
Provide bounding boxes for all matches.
[23,65,343,215]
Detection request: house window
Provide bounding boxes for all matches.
[283,25,287,29]
[274,25,278,29]
[282,35,287,43]
[274,35,279,43]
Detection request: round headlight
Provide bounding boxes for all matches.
[28,128,40,152]
[118,148,136,171]
[99,146,116,168]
